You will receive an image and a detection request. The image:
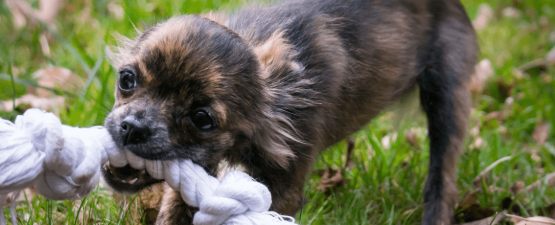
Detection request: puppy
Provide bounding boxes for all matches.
[102,0,477,224]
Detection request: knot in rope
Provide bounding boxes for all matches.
[106,151,295,225]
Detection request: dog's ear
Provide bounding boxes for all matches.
[253,30,302,80]
[246,31,313,168]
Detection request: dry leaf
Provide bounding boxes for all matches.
[382,135,391,149]
[1,94,65,113]
[459,191,478,210]
[541,73,553,83]
[0,67,79,113]
[316,168,348,193]
[381,132,397,149]
[503,7,522,18]
[470,59,493,95]
[4,0,27,28]
[510,181,525,195]
[4,0,63,29]
[486,111,505,123]
[505,97,514,106]
[470,126,480,137]
[140,183,166,224]
[532,121,549,146]
[488,185,506,193]
[530,149,542,162]
[544,203,555,219]
[507,214,555,225]
[31,66,82,97]
[39,34,51,57]
[470,137,484,150]
[540,16,549,27]
[405,129,417,147]
[473,4,493,30]
[108,3,125,21]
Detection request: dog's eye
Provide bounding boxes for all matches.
[191,108,215,131]
[118,70,136,91]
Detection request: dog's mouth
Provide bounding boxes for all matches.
[101,162,164,194]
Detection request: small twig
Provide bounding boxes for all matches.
[523,172,555,193]
[516,58,552,72]
[343,138,355,170]
[472,156,512,190]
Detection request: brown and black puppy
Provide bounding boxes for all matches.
[101,0,477,224]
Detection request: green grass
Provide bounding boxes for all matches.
[1,0,555,224]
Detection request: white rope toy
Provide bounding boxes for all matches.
[0,109,296,225]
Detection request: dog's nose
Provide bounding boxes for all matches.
[120,115,151,145]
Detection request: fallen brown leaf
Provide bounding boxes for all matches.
[4,0,27,28]
[542,203,555,220]
[532,121,549,146]
[510,181,525,195]
[486,111,505,123]
[4,0,63,29]
[472,4,493,30]
[540,16,549,27]
[1,94,65,114]
[108,3,125,21]
[39,34,51,57]
[488,185,506,193]
[507,214,555,225]
[548,47,555,64]
[469,137,484,150]
[503,7,522,18]
[470,59,494,95]
[459,191,478,210]
[31,66,83,98]
[316,168,348,194]
[140,183,166,225]
[405,129,418,148]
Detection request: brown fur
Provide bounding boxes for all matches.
[102,0,477,224]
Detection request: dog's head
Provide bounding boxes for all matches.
[102,15,300,193]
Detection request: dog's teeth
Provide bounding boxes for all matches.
[127,178,138,184]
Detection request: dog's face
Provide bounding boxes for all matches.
[102,15,296,193]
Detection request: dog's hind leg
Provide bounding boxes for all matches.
[418,10,476,225]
